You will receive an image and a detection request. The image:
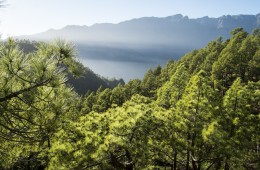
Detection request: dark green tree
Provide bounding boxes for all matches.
[92,88,112,112]
[157,63,190,109]
[110,83,125,107]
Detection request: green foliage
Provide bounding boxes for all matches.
[110,83,125,106]
[1,28,260,169]
[92,88,112,112]
[124,79,142,100]
[157,63,190,108]
[218,78,260,169]
[141,65,162,98]
[81,91,96,114]
[212,28,254,92]
[0,38,82,169]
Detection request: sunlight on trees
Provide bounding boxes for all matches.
[0,29,259,169]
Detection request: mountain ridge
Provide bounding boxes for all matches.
[18,14,260,50]
[19,14,260,36]
[17,14,260,80]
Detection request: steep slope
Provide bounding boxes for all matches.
[68,67,125,95]
[17,40,124,94]
[49,28,260,169]
[2,28,260,170]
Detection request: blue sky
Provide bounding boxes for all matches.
[0,0,259,38]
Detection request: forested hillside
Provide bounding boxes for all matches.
[17,39,125,94]
[0,28,259,169]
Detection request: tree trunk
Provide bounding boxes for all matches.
[192,159,197,170]
[224,160,229,170]
[186,149,190,170]
[173,152,177,170]
[110,153,125,169]
[191,135,197,170]
[198,162,201,170]
[48,136,51,149]
[125,149,134,170]
[27,153,33,170]
[186,133,191,170]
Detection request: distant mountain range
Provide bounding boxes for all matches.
[18,14,260,79]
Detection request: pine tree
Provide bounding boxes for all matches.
[176,71,215,170]
[0,39,83,168]
[157,63,190,109]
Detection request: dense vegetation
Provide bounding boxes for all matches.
[0,28,259,170]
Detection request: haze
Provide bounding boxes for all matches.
[0,0,259,38]
[1,0,260,81]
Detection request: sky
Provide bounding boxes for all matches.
[0,0,259,38]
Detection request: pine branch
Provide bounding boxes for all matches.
[0,78,51,102]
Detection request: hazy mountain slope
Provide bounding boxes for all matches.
[18,14,260,80]
[19,14,260,61]
[17,40,124,94]
[68,68,125,95]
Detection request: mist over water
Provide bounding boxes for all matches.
[79,58,162,82]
